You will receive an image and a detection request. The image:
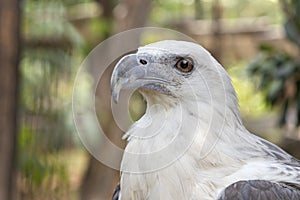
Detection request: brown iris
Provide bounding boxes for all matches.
[175,58,194,73]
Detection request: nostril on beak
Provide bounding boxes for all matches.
[139,59,147,65]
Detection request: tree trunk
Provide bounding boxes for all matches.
[114,0,152,32]
[0,0,20,199]
[211,0,223,64]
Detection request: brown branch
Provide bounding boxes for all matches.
[0,0,20,199]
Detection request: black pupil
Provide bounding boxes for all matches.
[140,59,147,65]
[180,60,188,68]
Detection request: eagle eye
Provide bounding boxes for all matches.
[175,58,194,73]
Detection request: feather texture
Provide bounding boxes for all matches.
[110,40,300,200]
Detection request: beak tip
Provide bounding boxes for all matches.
[112,92,119,104]
[110,53,138,104]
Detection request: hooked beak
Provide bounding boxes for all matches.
[110,54,172,103]
[111,54,139,103]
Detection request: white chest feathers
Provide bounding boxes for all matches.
[119,103,238,200]
[118,96,294,199]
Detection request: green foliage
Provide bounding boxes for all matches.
[20,47,76,151]
[228,63,269,117]
[151,0,196,25]
[247,0,300,127]
[150,0,282,26]
[18,0,85,198]
[248,46,300,126]
[223,0,282,23]
[20,0,83,150]
[248,45,299,105]
[18,125,70,198]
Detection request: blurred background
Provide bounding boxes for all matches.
[1,0,300,199]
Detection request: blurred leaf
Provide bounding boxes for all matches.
[248,36,300,127]
[266,80,284,105]
[275,61,296,79]
[259,44,275,52]
[295,0,300,21]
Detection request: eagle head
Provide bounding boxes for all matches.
[111,40,238,116]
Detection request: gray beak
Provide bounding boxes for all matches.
[111,54,148,103]
[111,54,172,103]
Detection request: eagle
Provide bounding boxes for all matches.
[110,40,300,200]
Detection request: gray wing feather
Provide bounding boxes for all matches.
[218,180,300,200]
[112,182,120,200]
